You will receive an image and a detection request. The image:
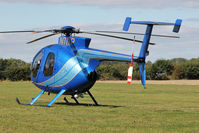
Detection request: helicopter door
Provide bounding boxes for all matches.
[43,52,55,77]
[42,52,56,85]
[31,50,43,82]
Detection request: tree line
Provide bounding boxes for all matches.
[0,57,199,81]
[0,58,31,81]
[97,58,199,80]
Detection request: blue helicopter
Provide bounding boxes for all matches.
[0,17,182,106]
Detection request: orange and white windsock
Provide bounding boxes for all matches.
[127,54,134,85]
[127,36,135,85]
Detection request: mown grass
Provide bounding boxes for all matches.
[0,81,199,133]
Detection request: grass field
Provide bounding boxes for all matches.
[0,81,199,133]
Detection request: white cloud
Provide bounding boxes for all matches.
[185,18,199,23]
[2,0,199,8]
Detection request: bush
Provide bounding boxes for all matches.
[5,64,31,81]
[150,59,174,80]
[97,64,123,80]
[172,64,186,79]
[185,62,199,79]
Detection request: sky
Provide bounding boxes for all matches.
[0,0,199,63]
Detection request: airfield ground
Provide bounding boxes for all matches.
[0,81,199,133]
[97,80,199,85]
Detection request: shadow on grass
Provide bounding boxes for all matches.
[55,102,123,108]
[16,97,123,108]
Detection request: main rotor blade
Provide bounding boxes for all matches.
[96,31,180,38]
[0,30,36,33]
[27,33,58,44]
[80,31,155,45]
[0,30,54,34]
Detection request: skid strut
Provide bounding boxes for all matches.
[64,97,70,104]
[29,89,45,105]
[48,89,66,106]
[87,90,98,106]
[71,95,80,104]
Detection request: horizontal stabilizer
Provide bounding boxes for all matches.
[123,17,132,31]
[173,19,182,33]
[131,21,175,25]
[123,17,182,33]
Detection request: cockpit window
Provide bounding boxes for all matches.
[44,52,55,76]
[32,51,43,78]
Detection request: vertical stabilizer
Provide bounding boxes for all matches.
[123,17,182,88]
[139,63,146,88]
[138,25,153,59]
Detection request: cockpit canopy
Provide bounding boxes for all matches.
[32,51,43,78]
[31,50,55,79]
[43,52,55,76]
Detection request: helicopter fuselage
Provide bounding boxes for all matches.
[31,37,98,95]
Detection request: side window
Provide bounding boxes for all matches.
[32,51,43,78]
[44,52,55,76]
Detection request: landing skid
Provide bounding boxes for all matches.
[16,97,23,105]
[16,97,49,107]
[16,89,98,107]
[16,89,66,107]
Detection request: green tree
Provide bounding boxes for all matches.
[172,64,186,79]
[0,59,8,80]
[150,59,174,80]
[170,58,187,64]
[185,62,199,79]
[5,64,31,81]
[0,58,31,81]
[146,61,152,80]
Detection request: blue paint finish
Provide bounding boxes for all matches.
[31,39,134,91]
[33,66,89,92]
[31,36,140,92]
[123,17,131,31]
[27,18,182,106]
[139,63,146,88]
[173,19,182,33]
[139,25,153,59]
[71,36,91,50]
[123,17,182,88]
[87,59,100,73]
[29,89,45,105]
[77,48,132,64]
[48,89,66,106]
[40,57,79,86]
[58,36,91,50]
[61,26,75,30]
[132,21,175,25]
[52,63,83,86]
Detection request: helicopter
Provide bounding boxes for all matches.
[0,17,182,106]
